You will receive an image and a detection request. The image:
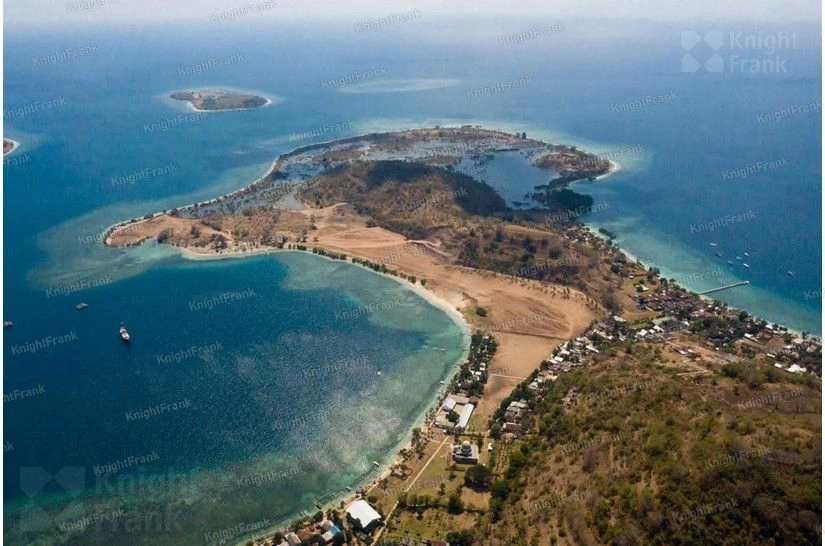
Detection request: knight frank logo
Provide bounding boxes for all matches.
[681,31,725,73]
[681,30,798,73]
[18,466,86,532]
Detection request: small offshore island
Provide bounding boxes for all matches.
[170,89,270,111]
[105,126,820,546]
[3,138,19,156]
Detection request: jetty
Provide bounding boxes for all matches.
[698,281,750,296]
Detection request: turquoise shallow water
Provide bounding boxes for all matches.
[4,252,468,545]
[3,16,821,546]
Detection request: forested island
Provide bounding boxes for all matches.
[170,90,269,111]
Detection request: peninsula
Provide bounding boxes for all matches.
[104,126,820,546]
[170,89,270,111]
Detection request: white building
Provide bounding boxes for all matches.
[452,440,480,464]
[456,403,475,429]
[346,499,382,531]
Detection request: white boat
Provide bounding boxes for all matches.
[3,320,12,328]
[742,263,750,268]
[76,303,88,310]
[119,323,131,342]
[709,243,717,247]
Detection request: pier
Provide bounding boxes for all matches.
[698,281,750,296]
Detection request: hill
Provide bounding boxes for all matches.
[453,338,821,546]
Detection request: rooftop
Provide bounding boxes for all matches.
[346,499,382,529]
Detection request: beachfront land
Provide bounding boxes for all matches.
[102,127,820,546]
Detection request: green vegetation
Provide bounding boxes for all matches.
[157,228,172,243]
[598,227,616,239]
[531,187,594,214]
[464,464,492,490]
[298,160,507,239]
[451,331,497,397]
[469,345,821,545]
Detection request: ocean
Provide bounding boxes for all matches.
[3,16,821,545]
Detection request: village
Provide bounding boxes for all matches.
[245,217,820,546]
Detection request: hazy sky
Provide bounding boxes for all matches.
[4,0,822,26]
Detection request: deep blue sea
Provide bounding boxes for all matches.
[3,16,821,545]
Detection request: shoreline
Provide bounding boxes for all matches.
[182,96,274,113]
[99,125,818,541]
[167,89,276,113]
[104,125,817,338]
[582,223,814,337]
[595,159,620,180]
[102,126,608,242]
[225,249,473,545]
[101,122,819,336]
[3,138,20,156]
